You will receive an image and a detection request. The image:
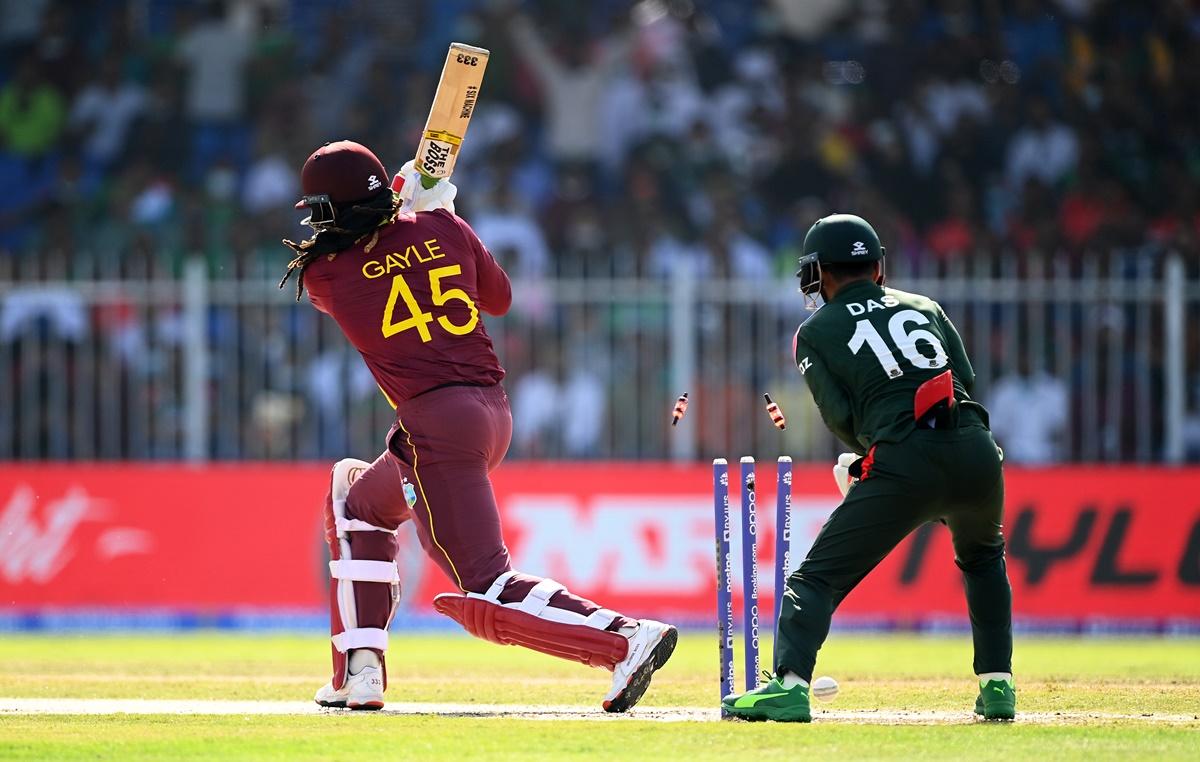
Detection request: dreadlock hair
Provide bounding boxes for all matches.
[280,189,402,301]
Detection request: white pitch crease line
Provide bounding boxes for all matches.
[0,698,713,721]
[0,699,1194,725]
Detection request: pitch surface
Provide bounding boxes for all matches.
[0,634,1196,759]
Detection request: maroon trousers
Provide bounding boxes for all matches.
[340,383,632,639]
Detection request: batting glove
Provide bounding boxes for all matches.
[392,159,458,214]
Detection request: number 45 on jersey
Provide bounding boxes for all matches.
[381,265,479,342]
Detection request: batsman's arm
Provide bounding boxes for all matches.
[453,213,511,316]
[299,264,332,314]
[936,303,975,396]
[795,330,864,455]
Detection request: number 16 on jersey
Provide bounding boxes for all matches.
[848,309,948,378]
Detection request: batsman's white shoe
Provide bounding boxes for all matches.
[314,666,385,710]
[602,619,678,713]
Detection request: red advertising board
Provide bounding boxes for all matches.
[1,463,1197,629]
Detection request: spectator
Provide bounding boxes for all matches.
[1005,178,1059,253]
[1058,167,1109,248]
[923,74,991,136]
[561,365,606,458]
[175,0,254,178]
[302,13,379,136]
[0,0,1196,463]
[896,88,941,177]
[509,347,606,458]
[305,347,379,457]
[31,1,84,93]
[1003,0,1065,76]
[926,186,979,261]
[989,355,1069,464]
[646,218,707,279]
[137,70,189,169]
[1005,98,1079,190]
[0,56,66,159]
[242,131,298,215]
[510,363,561,458]
[508,11,630,166]
[709,49,784,172]
[0,287,87,344]
[469,177,551,280]
[129,174,175,229]
[69,57,146,173]
[706,215,773,279]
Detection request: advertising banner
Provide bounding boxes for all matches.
[1,464,1197,631]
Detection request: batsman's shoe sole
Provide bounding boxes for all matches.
[316,699,384,711]
[724,704,813,723]
[602,623,678,713]
[722,678,812,723]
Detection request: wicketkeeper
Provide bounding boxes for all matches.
[282,140,677,712]
[722,214,1015,722]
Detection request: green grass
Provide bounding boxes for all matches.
[1,715,1196,761]
[0,633,1197,760]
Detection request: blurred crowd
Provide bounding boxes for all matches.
[2,0,1198,270]
[2,0,1199,462]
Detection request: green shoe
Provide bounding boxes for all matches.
[975,678,1016,720]
[722,675,812,722]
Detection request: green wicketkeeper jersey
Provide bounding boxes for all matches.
[793,279,989,455]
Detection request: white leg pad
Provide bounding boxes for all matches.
[513,578,566,616]
[476,570,520,603]
[331,627,390,653]
[331,458,378,541]
[330,559,400,584]
[330,458,372,640]
[534,605,591,626]
[332,458,373,501]
[328,458,397,663]
[584,609,619,630]
[337,517,398,535]
[467,572,616,630]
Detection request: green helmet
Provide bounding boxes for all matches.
[796,213,886,300]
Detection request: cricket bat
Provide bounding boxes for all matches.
[413,42,490,188]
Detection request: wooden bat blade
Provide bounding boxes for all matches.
[415,42,490,180]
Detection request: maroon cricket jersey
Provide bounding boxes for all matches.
[303,208,511,405]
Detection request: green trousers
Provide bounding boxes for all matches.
[775,425,1012,681]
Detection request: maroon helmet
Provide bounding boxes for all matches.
[295,140,388,229]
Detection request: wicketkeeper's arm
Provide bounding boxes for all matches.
[795,331,864,455]
[936,303,975,396]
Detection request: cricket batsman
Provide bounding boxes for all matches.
[281,140,677,712]
[722,214,1015,722]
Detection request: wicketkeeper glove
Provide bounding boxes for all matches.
[832,452,861,497]
[392,160,458,214]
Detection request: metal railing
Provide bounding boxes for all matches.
[0,249,1193,463]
